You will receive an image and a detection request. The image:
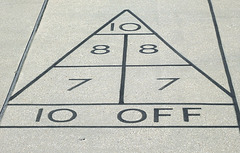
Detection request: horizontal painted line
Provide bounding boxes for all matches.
[54,64,191,68]
[8,103,234,106]
[0,126,238,128]
[95,33,154,35]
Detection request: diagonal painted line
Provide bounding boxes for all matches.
[208,0,240,132]
[0,0,49,122]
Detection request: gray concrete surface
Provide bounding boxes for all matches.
[0,0,240,152]
[0,0,43,111]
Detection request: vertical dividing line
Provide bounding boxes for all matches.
[0,0,49,122]
[119,34,128,104]
[208,0,240,132]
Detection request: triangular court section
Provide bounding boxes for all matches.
[9,9,232,103]
[97,11,153,35]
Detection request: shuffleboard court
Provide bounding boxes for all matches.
[1,0,240,152]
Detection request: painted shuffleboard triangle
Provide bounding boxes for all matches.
[9,10,232,104]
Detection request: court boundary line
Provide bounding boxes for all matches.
[0,126,238,129]
[207,0,240,132]
[7,103,234,106]
[0,0,49,121]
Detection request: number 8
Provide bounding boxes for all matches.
[91,45,110,54]
[139,44,158,54]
